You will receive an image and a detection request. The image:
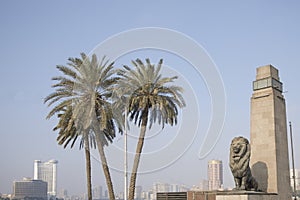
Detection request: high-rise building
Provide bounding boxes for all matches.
[104,190,108,199]
[207,160,223,191]
[92,185,102,199]
[13,178,48,200]
[34,159,58,197]
[134,186,143,200]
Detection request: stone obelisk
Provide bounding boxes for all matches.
[250,65,291,199]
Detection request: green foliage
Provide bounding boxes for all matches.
[117,58,186,129]
[44,53,120,148]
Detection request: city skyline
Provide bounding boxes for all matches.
[5,158,300,198]
[3,158,228,198]
[4,165,300,199]
[1,1,300,196]
[3,159,225,195]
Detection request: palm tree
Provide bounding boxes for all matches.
[53,105,93,200]
[116,58,186,200]
[44,53,119,200]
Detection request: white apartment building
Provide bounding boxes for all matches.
[208,160,223,191]
[34,159,58,197]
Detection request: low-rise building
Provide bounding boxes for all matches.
[12,178,47,200]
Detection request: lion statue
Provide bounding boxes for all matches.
[229,136,258,191]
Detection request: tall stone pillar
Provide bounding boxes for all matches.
[250,65,291,199]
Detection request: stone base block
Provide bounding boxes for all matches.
[216,191,278,200]
[157,191,278,200]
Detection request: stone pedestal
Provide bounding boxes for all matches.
[157,191,278,200]
[216,191,277,200]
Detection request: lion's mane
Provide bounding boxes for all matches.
[229,136,258,191]
[229,136,250,178]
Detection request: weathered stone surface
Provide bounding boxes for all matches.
[229,136,258,191]
[250,65,291,199]
[158,191,278,200]
[216,191,277,200]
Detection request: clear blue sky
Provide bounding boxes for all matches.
[1,0,300,196]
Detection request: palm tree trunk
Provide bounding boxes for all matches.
[128,110,148,200]
[84,135,93,200]
[95,133,116,200]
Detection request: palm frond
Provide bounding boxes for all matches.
[56,65,78,79]
[46,53,120,153]
[46,99,73,119]
[118,58,185,130]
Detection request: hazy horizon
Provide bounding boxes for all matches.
[1,1,300,196]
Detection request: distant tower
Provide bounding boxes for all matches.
[208,160,223,190]
[93,185,103,199]
[250,65,291,199]
[34,160,58,197]
[135,186,143,200]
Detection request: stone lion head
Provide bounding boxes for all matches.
[230,136,250,163]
